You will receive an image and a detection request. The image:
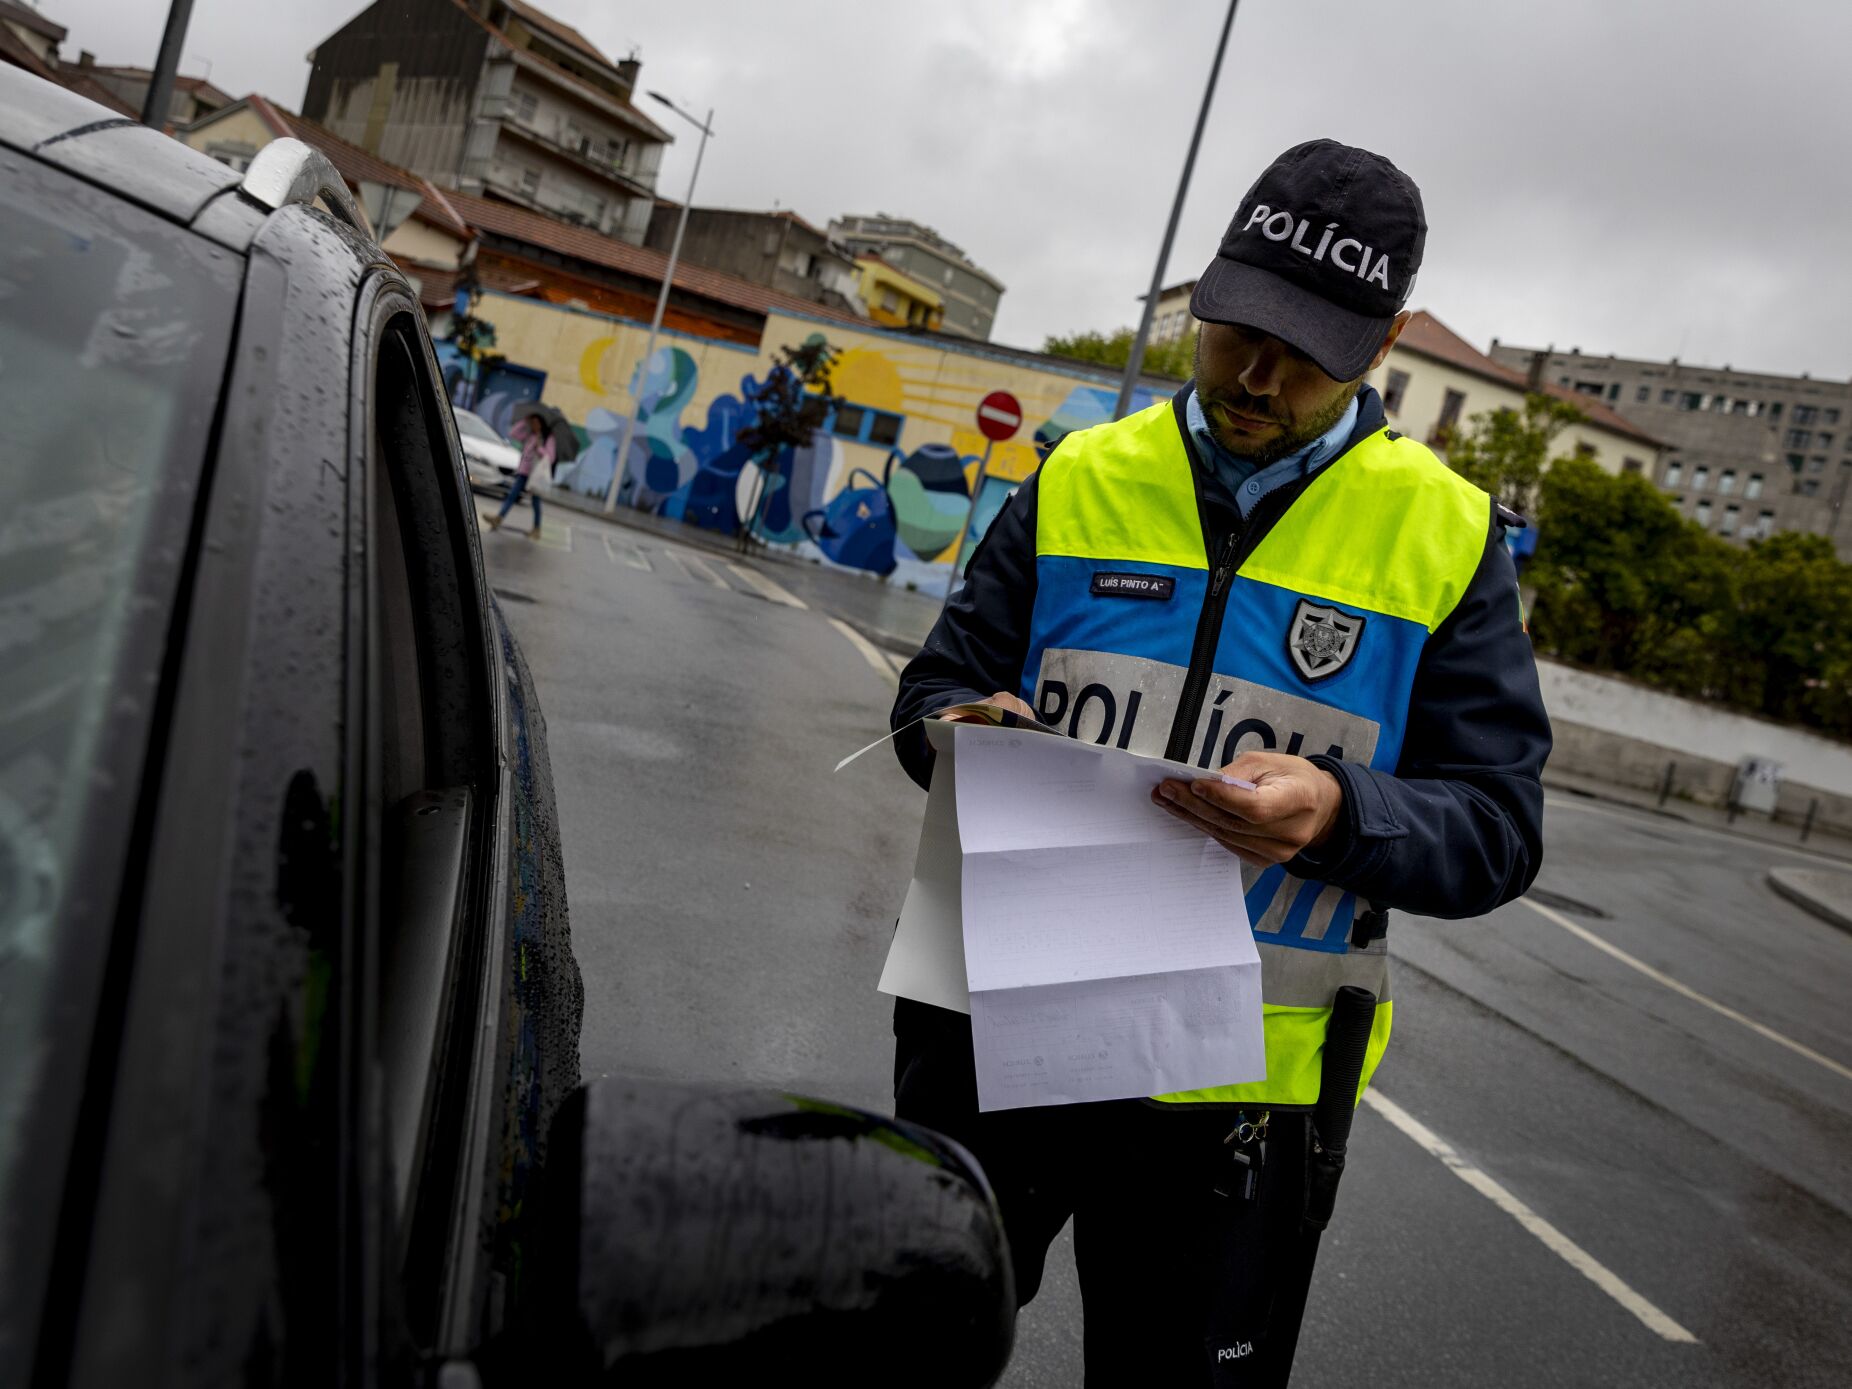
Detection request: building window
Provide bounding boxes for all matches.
[868,412,903,446]
[1383,368,1410,415]
[1635,385,1650,402]
[1695,499,1712,526]
[879,288,898,313]
[1793,404,1818,426]
[1787,453,1806,473]
[1756,509,1776,538]
[1623,457,1644,474]
[1819,432,1835,449]
[1607,382,1621,401]
[1718,468,1737,494]
[1433,388,1467,445]
[1574,380,1604,397]
[1809,456,1827,473]
[1745,472,1763,498]
[1679,392,1703,411]
[1660,388,1676,404]
[1720,504,1740,536]
[1664,461,1683,486]
[515,91,538,122]
[1575,442,1597,459]
[1691,465,1710,490]
[1801,477,1820,496]
[519,166,541,196]
[829,401,904,447]
[1769,402,1783,419]
[1785,429,1813,449]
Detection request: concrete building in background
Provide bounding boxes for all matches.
[301,0,670,244]
[644,206,864,315]
[851,254,943,332]
[829,214,1003,340]
[1370,311,1664,480]
[1148,279,1197,346]
[1487,341,1852,558]
[70,55,231,125]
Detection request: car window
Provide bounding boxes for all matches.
[454,410,502,444]
[0,164,237,1240]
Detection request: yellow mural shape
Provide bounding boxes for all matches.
[830,347,906,412]
[580,334,617,394]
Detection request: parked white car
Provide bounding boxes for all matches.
[454,407,522,492]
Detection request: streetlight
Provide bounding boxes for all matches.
[1111,0,1239,420]
[603,92,715,512]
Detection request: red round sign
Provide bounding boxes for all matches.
[976,389,1023,443]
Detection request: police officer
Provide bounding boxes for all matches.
[889,140,1551,1384]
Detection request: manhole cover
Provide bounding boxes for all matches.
[493,587,536,605]
[1525,887,1611,920]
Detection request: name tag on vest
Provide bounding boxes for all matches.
[1090,572,1175,600]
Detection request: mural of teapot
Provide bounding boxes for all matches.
[881,442,975,562]
[801,468,899,576]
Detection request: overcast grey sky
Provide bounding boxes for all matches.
[46,0,1852,377]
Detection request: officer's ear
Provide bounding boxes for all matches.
[1367,311,1413,372]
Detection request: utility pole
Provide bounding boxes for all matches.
[1112,0,1239,420]
[140,0,196,129]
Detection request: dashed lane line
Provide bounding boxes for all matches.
[724,561,808,609]
[829,618,897,686]
[1364,1089,1699,1344]
[603,534,651,570]
[1520,897,1852,1085]
[676,550,729,590]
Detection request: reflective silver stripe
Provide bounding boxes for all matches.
[1258,937,1392,1007]
[1301,884,1349,943]
[1250,875,1296,936]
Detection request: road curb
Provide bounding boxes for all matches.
[1767,866,1852,936]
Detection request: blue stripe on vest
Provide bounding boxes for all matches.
[1025,555,1205,672]
[1247,864,1286,925]
[1216,576,1429,772]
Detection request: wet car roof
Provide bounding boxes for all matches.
[0,65,244,227]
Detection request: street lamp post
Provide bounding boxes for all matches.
[603,94,714,513]
[1111,0,1239,420]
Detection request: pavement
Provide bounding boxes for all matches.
[1768,866,1852,934]
[481,496,1852,1387]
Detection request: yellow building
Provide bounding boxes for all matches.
[852,255,944,332]
[1371,311,1664,478]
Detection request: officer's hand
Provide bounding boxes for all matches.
[1151,752,1344,868]
[937,691,1037,724]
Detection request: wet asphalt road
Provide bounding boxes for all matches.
[482,501,1852,1387]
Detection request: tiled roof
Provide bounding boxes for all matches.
[84,62,231,110]
[0,22,58,82]
[500,0,611,67]
[446,190,870,327]
[0,0,65,43]
[1396,310,1664,448]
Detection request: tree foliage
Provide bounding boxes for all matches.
[1525,456,1852,738]
[1443,392,1587,518]
[738,337,842,458]
[1043,325,1196,381]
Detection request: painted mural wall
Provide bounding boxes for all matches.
[469,293,1168,585]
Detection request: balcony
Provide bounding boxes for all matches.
[498,114,655,201]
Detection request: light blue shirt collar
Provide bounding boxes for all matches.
[1185,386,1359,520]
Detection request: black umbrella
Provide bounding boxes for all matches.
[515,401,580,463]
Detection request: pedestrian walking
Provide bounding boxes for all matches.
[489,408,552,538]
[888,140,1552,1385]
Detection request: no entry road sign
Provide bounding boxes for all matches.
[976,390,1023,443]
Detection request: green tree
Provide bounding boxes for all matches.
[1443,392,1587,518]
[1706,532,1852,729]
[1043,325,1196,381]
[736,337,842,550]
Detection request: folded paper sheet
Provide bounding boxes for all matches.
[880,720,1265,1111]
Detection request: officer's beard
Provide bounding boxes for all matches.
[1199,379,1361,465]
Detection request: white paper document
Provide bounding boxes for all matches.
[879,719,1265,1111]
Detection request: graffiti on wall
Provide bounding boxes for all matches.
[558,331,1163,581]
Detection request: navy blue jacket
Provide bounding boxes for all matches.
[891,385,1551,921]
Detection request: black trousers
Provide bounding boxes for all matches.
[894,999,1316,1387]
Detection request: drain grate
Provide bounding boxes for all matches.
[1524,887,1611,920]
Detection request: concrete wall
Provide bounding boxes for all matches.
[1538,659,1852,832]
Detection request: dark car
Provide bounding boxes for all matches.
[0,70,1011,1388]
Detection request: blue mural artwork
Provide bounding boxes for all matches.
[1034,383,1162,455]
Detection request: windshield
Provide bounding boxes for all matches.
[0,161,239,1220]
[454,410,503,444]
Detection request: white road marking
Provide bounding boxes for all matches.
[676,550,729,589]
[829,618,897,686]
[533,521,570,552]
[603,535,650,570]
[1363,1090,1699,1344]
[1520,897,1852,1084]
[724,561,808,609]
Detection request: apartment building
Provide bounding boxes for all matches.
[829,214,1003,340]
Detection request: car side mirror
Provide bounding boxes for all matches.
[508,1077,1015,1387]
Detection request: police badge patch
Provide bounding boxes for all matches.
[1286,599,1365,681]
